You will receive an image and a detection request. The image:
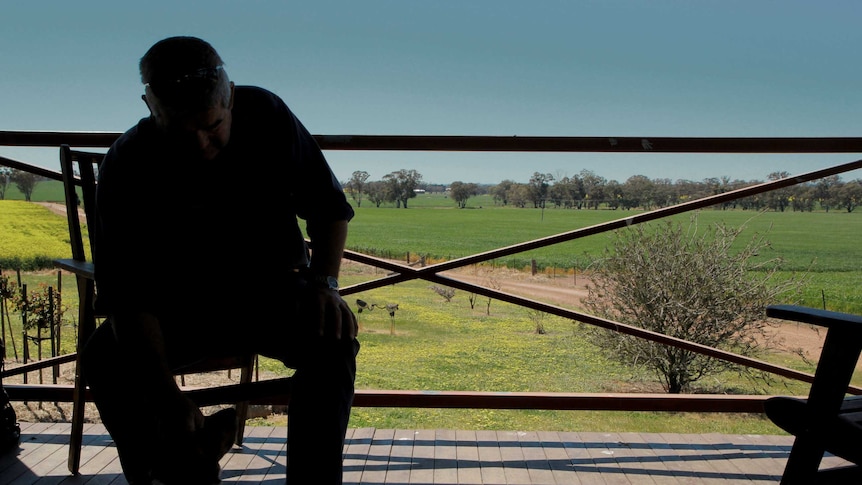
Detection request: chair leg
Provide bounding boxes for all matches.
[234,400,249,446]
[68,277,96,475]
[234,356,255,446]
[780,436,825,484]
[67,353,86,475]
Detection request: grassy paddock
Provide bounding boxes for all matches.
[352,195,861,271]
[3,179,67,204]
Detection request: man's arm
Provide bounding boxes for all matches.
[309,219,349,279]
[308,219,357,340]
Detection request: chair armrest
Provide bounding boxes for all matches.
[769,304,862,401]
[53,258,94,280]
[767,304,862,333]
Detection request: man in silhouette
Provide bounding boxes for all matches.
[81,36,358,485]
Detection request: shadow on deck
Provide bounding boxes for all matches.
[2,421,857,484]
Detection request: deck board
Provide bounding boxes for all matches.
[0,423,855,484]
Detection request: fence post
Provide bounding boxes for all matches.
[49,286,58,384]
[0,267,4,360]
[21,284,28,384]
[55,271,62,372]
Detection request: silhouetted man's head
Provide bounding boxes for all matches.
[140,36,235,160]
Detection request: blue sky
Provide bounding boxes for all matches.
[2,1,861,185]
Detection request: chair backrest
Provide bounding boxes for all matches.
[59,144,105,265]
[58,143,258,377]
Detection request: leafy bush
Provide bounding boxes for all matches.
[584,215,808,393]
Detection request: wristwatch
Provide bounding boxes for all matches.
[310,273,339,290]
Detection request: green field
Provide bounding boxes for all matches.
[1,191,860,434]
[3,178,67,203]
[354,193,861,272]
[349,192,862,313]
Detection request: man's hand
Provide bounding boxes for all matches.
[305,219,355,339]
[309,286,358,340]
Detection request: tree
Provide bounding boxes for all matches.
[527,172,554,208]
[383,169,423,208]
[651,178,677,208]
[765,171,792,212]
[507,183,531,208]
[548,175,583,208]
[789,183,816,212]
[583,215,806,394]
[621,174,654,210]
[365,180,388,207]
[604,180,622,209]
[579,169,607,209]
[10,169,38,202]
[448,181,479,208]
[836,179,862,212]
[547,181,567,208]
[345,170,370,207]
[489,179,515,206]
[813,175,841,212]
[0,167,10,200]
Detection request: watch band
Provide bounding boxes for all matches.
[309,273,339,290]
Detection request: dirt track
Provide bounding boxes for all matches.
[37,201,81,219]
[439,264,827,357]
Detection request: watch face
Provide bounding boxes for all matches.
[326,276,339,289]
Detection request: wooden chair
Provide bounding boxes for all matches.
[764,304,862,484]
[55,144,257,475]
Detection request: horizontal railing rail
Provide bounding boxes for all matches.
[3,381,770,413]
[3,130,862,413]
[4,130,862,152]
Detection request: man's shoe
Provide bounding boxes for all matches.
[149,408,236,485]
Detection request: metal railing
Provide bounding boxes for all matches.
[3,130,862,413]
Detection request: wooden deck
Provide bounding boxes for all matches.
[1,422,856,484]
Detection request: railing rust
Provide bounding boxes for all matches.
[3,130,862,412]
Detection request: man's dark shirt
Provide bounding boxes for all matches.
[94,86,354,316]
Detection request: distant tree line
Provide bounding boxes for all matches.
[344,168,862,213]
[489,170,862,213]
[3,162,860,213]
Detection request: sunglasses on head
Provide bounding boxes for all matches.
[144,66,224,90]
